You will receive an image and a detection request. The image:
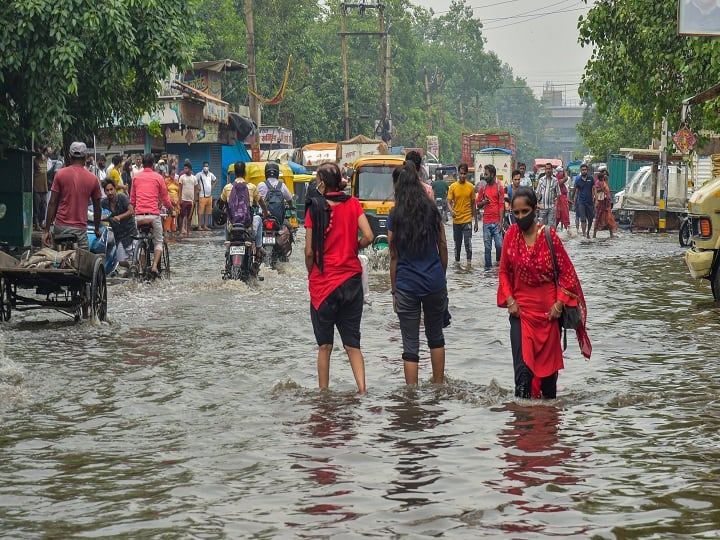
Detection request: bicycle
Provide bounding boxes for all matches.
[128,218,170,281]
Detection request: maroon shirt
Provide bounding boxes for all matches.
[52,164,102,228]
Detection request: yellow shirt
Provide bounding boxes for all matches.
[447,180,476,224]
[108,168,124,194]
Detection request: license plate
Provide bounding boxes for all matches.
[375,207,389,215]
[263,236,276,245]
[229,245,245,255]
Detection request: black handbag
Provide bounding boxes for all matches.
[545,227,583,350]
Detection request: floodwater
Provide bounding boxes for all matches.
[1,224,719,539]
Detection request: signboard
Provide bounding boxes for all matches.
[166,123,221,144]
[303,150,336,168]
[259,127,293,148]
[678,0,720,35]
[427,135,439,158]
[183,70,223,98]
[673,125,697,153]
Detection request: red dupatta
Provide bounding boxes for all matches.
[498,225,592,359]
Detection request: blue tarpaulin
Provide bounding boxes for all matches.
[221,142,252,182]
[286,161,308,174]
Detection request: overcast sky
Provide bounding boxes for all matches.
[410,0,595,102]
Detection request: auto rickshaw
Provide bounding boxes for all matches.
[347,154,406,249]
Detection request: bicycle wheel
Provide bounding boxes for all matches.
[132,240,150,280]
[159,241,170,279]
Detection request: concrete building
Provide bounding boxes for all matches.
[539,85,585,164]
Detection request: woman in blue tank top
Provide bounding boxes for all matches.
[388,163,449,385]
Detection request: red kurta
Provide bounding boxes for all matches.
[497,225,591,378]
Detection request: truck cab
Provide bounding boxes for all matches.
[684,176,720,299]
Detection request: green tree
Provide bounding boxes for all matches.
[578,0,720,141]
[0,0,198,151]
[577,100,654,160]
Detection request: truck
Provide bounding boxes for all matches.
[299,142,337,170]
[337,135,387,168]
[461,132,516,170]
[474,147,513,183]
[613,148,688,231]
[680,82,720,300]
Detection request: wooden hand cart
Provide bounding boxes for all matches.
[0,249,107,323]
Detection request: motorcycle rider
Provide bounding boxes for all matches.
[432,171,449,222]
[219,161,269,257]
[257,161,294,224]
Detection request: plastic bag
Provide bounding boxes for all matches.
[358,254,370,304]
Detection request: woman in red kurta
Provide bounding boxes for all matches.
[593,171,617,238]
[497,187,591,399]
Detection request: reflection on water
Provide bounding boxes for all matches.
[493,403,589,536]
[383,389,447,509]
[2,230,720,537]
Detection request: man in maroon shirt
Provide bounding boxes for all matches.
[43,142,102,250]
[130,153,173,276]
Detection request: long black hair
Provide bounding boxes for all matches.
[390,163,440,257]
[511,186,537,209]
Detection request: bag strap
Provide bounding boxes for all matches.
[545,225,568,350]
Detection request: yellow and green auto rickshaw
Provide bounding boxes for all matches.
[347,154,406,249]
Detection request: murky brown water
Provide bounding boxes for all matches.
[1,225,719,538]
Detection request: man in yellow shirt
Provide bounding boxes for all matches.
[446,162,478,269]
[107,155,125,194]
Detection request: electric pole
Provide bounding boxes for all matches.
[339,3,388,142]
[245,0,260,161]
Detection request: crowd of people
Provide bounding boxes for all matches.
[38,142,594,400]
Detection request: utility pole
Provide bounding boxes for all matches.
[424,68,433,133]
[245,0,260,161]
[659,116,669,232]
[341,7,350,139]
[339,3,387,142]
[459,98,465,132]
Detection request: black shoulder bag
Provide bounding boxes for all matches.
[545,226,583,350]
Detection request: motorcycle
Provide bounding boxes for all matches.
[262,215,294,269]
[87,205,119,276]
[223,223,260,282]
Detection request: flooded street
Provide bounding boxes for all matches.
[1,224,719,539]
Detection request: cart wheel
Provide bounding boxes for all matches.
[0,278,11,322]
[159,241,170,279]
[90,256,108,321]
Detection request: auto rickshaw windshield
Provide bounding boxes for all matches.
[355,165,396,201]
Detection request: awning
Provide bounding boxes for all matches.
[682,83,720,106]
[619,148,685,162]
[192,59,247,72]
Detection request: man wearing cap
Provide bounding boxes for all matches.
[43,142,102,250]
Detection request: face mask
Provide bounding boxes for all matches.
[203,167,209,173]
[159,166,167,173]
[516,211,535,231]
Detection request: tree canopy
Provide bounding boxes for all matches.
[194,0,544,164]
[0,0,198,152]
[577,0,720,153]
[2,0,548,164]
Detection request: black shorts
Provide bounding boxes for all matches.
[310,274,363,348]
